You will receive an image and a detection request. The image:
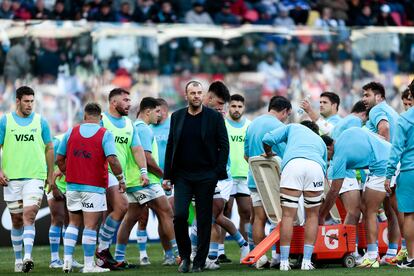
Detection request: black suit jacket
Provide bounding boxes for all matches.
[164,106,229,181]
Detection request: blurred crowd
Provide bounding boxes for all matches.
[0,0,414,27]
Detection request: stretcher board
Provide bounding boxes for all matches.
[241,224,280,265]
[249,156,283,224]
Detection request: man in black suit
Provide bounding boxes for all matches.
[163,80,229,273]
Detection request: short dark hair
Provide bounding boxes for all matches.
[320,91,340,111]
[321,135,334,146]
[139,97,159,112]
[268,96,291,112]
[16,86,35,100]
[208,81,230,103]
[230,94,245,103]
[300,120,319,134]
[362,81,385,98]
[156,98,168,108]
[351,100,366,113]
[185,80,202,93]
[108,88,129,101]
[84,102,102,117]
[402,88,411,100]
[409,79,414,99]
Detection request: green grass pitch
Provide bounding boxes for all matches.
[0,242,411,275]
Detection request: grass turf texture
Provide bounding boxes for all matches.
[0,242,411,275]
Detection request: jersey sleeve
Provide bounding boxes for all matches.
[40,117,52,144]
[370,107,388,130]
[262,125,289,148]
[57,129,72,156]
[102,131,117,157]
[0,115,7,145]
[130,123,142,148]
[331,145,347,180]
[136,124,153,152]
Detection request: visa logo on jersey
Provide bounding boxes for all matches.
[230,135,245,142]
[14,134,35,141]
[115,136,129,144]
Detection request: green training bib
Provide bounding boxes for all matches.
[2,113,46,180]
[226,119,250,178]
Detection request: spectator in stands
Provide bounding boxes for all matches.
[347,0,361,26]
[185,1,214,25]
[4,38,31,85]
[11,0,32,20]
[132,0,155,23]
[51,0,69,20]
[152,1,177,23]
[229,0,248,23]
[257,53,286,92]
[0,0,13,19]
[282,0,310,25]
[74,2,91,20]
[31,0,51,20]
[116,1,132,22]
[90,1,116,22]
[315,7,338,28]
[376,4,397,26]
[355,5,375,26]
[214,1,240,26]
[317,0,348,23]
[274,4,295,27]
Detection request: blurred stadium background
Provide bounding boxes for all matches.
[0,0,413,134]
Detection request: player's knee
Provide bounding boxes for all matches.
[10,213,23,228]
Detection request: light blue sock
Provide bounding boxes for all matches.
[190,225,198,247]
[170,239,178,257]
[23,225,35,260]
[402,238,407,250]
[49,225,62,261]
[303,244,314,261]
[11,227,23,262]
[280,245,290,262]
[115,243,127,262]
[137,230,148,258]
[165,248,174,258]
[63,225,79,262]
[367,243,378,259]
[82,228,97,268]
[247,224,254,251]
[208,242,219,260]
[231,231,247,247]
[98,215,121,252]
[386,242,398,257]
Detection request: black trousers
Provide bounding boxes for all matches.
[173,172,217,269]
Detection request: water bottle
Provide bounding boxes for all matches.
[297,94,311,115]
[165,181,172,196]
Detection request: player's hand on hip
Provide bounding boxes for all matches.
[0,170,9,186]
[118,180,126,193]
[384,179,392,194]
[52,185,65,201]
[162,180,172,191]
[140,174,149,187]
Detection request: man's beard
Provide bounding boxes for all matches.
[116,105,128,116]
[230,112,241,120]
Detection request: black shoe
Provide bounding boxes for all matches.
[192,266,203,273]
[397,259,414,269]
[218,254,232,264]
[22,259,34,273]
[95,248,118,269]
[114,261,138,270]
[178,259,191,273]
